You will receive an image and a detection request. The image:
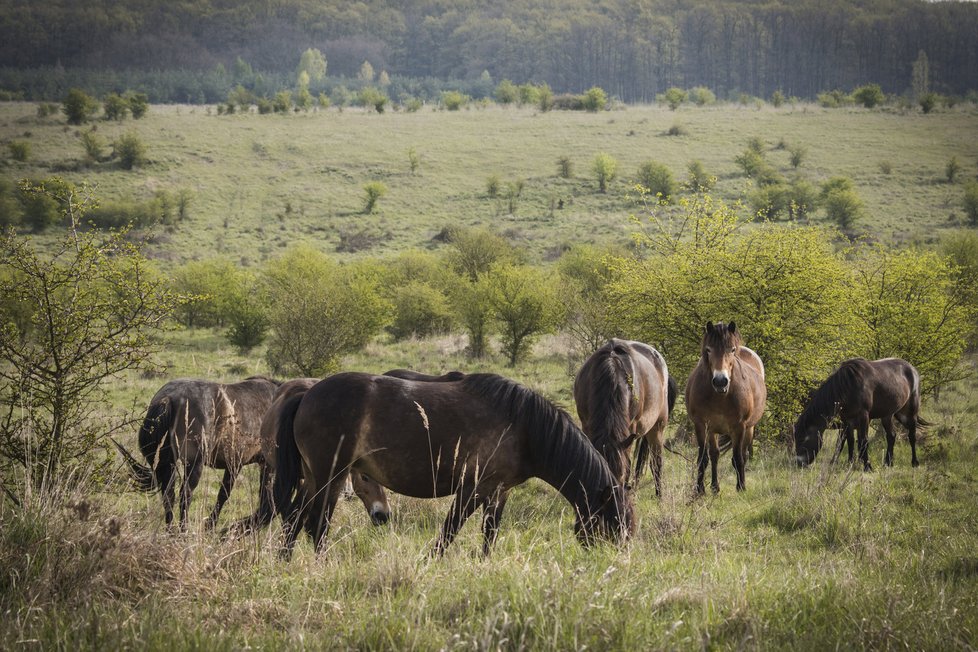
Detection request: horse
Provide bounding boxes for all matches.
[273,372,634,557]
[113,376,280,529]
[573,338,677,496]
[227,378,392,535]
[685,321,766,494]
[793,357,928,470]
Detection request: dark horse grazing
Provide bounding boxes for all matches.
[573,339,677,496]
[228,378,393,535]
[273,372,634,557]
[114,376,280,529]
[685,322,766,494]
[794,357,927,470]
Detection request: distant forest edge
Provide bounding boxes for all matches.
[1,0,977,103]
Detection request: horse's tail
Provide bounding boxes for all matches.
[589,348,633,483]
[111,437,156,492]
[908,364,931,429]
[272,394,305,524]
[666,374,678,416]
[634,437,649,481]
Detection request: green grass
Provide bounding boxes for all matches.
[2,102,978,263]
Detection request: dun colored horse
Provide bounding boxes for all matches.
[573,339,677,496]
[273,372,634,557]
[793,357,927,470]
[114,376,280,529]
[685,322,766,494]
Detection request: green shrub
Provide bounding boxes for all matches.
[823,188,864,231]
[537,84,554,112]
[582,87,608,112]
[688,86,716,106]
[666,123,688,136]
[62,88,98,125]
[486,174,501,198]
[817,89,850,108]
[592,153,618,193]
[0,177,23,228]
[389,281,454,340]
[80,129,105,163]
[225,294,269,352]
[788,144,807,169]
[112,131,147,170]
[103,93,129,121]
[358,87,388,113]
[19,183,60,232]
[636,161,675,202]
[963,181,978,226]
[659,87,687,110]
[557,156,573,179]
[946,156,961,183]
[852,83,885,109]
[362,181,387,213]
[272,90,292,113]
[770,90,786,107]
[404,97,423,112]
[440,90,468,111]
[487,264,564,366]
[517,84,540,107]
[127,92,149,119]
[494,80,518,105]
[920,92,939,114]
[685,160,715,191]
[7,140,30,162]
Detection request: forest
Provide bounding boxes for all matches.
[1,0,977,102]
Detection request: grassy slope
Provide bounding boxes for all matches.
[2,102,978,264]
[3,101,978,649]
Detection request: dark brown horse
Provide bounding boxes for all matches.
[685,322,766,494]
[273,372,634,557]
[573,339,677,496]
[114,376,280,529]
[794,357,927,470]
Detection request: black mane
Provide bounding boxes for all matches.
[795,358,869,432]
[581,343,632,480]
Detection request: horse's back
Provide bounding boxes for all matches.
[867,358,918,417]
[738,346,765,379]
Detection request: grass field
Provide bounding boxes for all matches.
[2,101,978,264]
[2,101,978,649]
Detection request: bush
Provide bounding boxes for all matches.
[592,153,618,193]
[636,161,675,202]
[494,80,518,105]
[112,131,146,170]
[404,97,422,112]
[440,90,468,111]
[659,87,687,110]
[734,149,780,185]
[487,264,564,365]
[225,293,269,353]
[788,144,807,169]
[362,181,387,213]
[750,180,815,221]
[964,181,978,226]
[946,156,961,184]
[557,156,573,179]
[272,90,292,113]
[852,84,885,109]
[920,92,939,114]
[518,84,540,107]
[817,89,850,108]
[170,258,246,328]
[0,177,23,228]
[685,160,715,191]
[19,183,60,232]
[103,93,128,121]
[823,188,864,231]
[62,88,98,125]
[80,129,105,163]
[486,174,501,198]
[537,84,554,112]
[127,92,149,119]
[770,90,786,107]
[7,140,30,162]
[688,86,716,106]
[358,87,388,113]
[389,281,454,340]
[666,123,688,137]
[552,94,585,111]
[582,87,608,112]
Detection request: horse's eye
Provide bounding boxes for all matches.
[704,347,711,354]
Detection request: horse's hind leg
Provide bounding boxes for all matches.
[205,467,237,530]
[481,489,510,557]
[907,418,920,468]
[179,455,204,530]
[881,416,897,467]
[307,477,345,554]
[856,416,872,472]
[647,429,665,498]
[433,486,480,556]
[731,429,747,492]
[156,460,177,527]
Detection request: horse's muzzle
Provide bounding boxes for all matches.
[370,509,390,526]
[711,373,730,393]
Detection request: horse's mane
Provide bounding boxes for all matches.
[795,358,869,431]
[582,342,632,480]
[244,375,283,386]
[704,322,742,351]
[459,373,615,492]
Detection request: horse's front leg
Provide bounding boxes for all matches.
[481,489,510,557]
[708,432,721,494]
[179,454,204,531]
[433,486,480,556]
[206,466,237,530]
[693,421,709,495]
[731,427,748,491]
[881,416,897,467]
[856,415,872,472]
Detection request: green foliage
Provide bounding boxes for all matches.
[852,84,885,109]
[112,131,146,170]
[517,84,540,106]
[734,149,780,184]
[0,177,23,228]
[610,193,858,433]
[558,244,621,352]
[389,281,454,340]
[788,144,807,169]
[19,184,60,232]
[358,60,375,83]
[170,258,248,328]
[685,160,715,191]
[297,47,327,83]
[688,86,716,106]
[440,90,468,111]
[449,274,493,358]
[102,93,128,121]
[127,92,149,119]
[666,123,688,137]
[407,147,420,174]
[486,174,500,198]
[273,90,292,113]
[487,264,564,365]
[962,181,978,226]
[358,87,388,113]
[0,180,177,493]
[820,178,863,231]
[751,180,816,221]
[362,181,387,214]
[80,129,105,163]
[817,89,850,108]
[556,156,573,179]
[770,90,786,107]
[62,88,98,125]
[636,161,675,202]
[850,246,974,394]
[660,87,688,110]
[592,153,618,193]
[295,84,313,111]
[494,79,518,105]
[581,87,607,112]
[262,246,391,376]
[7,140,29,162]
[537,83,554,112]
[224,274,268,352]
[446,226,518,282]
[920,92,939,114]
[946,156,960,184]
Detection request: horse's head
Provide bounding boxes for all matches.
[351,472,391,526]
[702,321,742,395]
[574,483,635,546]
[792,421,822,467]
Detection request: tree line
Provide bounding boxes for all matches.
[0,0,976,102]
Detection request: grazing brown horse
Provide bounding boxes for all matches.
[273,372,634,557]
[114,376,280,529]
[685,322,766,494]
[228,378,392,535]
[793,357,927,470]
[573,339,677,496]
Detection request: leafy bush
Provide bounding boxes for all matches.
[358,87,388,113]
[494,80,518,105]
[636,161,675,202]
[537,83,554,112]
[685,160,715,191]
[112,131,146,170]
[817,89,850,108]
[552,94,585,111]
[62,88,98,125]
[852,83,885,109]
[517,84,540,106]
[170,258,246,328]
[788,144,807,169]
[389,281,454,340]
[440,90,468,111]
[486,174,501,198]
[823,188,864,231]
[487,264,564,366]
[225,291,269,353]
[272,90,292,112]
[557,156,573,179]
[0,177,23,228]
[666,123,688,136]
[127,92,149,119]
[920,92,939,114]
[592,153,618,193]
[103,93,128,121]
[7,140,30,162]
[770,90,786,107]
[688,86,716,106]
[362,181,387,213]
[582,86,608,112]
[946,156,961,183]
[80,129,105,163]
[963,181,978,226]
[19,182,60,231]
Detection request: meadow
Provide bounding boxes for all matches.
[2,100,978,649]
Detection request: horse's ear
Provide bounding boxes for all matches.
[705,321,714,334]
[728,321,737,334]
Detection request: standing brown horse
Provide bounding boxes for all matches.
[273,372,634,557]
[685,322,766,494]
[573,339,676,496]
[114,376,280,529]
[793,357,927,470]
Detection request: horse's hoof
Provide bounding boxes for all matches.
[863,464,874,472]
[911,459,920,468]
[736,485,745,492]
[711,485,721,495]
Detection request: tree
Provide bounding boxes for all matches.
[660,87,687,110]
[362,181,387,213]
[852,84,885,109]
[0,180,178,496]
[297,47,327,83]
[112,131,146,170]
[685,160,715,191]
[224,273,268,353]
[62,88,98,125]
[494,80,518,105]
[170,258,247,328]
[593,153,618,193]
[389,281,454,340]
[636,161,676,202]
[262,246,390,376]
[488,265,564,366]
[127,92,149,119]
[103,93,128,121]
[358,60,375,82]
[558,244,621,354]
[446,226,518,282]
[582,87,608,112]
[911,50,930,101]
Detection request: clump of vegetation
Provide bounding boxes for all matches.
[636,161,675,202]
[963,181,978,226]
[407,147,420,174]
[685,160,715,191]
[770,90,786,107]
[581,86,608,112]
[666,123,688,136]
[919,92,940,114]
[788,144,807,169]
[556,156,573,179]
[389,281,454,340]
[486,174,501,198]
[659,87,687,110]
[103,93,129,121]
[852,83,885,109]
[440,90,469,111]
[112,131,147,170]
[80,129,105,163]
[6,140,30,162]
[62,88,99,125]
[817,89,850,108]
[946,156,960,183]
[362,181,387,214]
[358,87,388,113]
[820,177,864,231]
[688,86,716,106]
[592,153,618,193]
